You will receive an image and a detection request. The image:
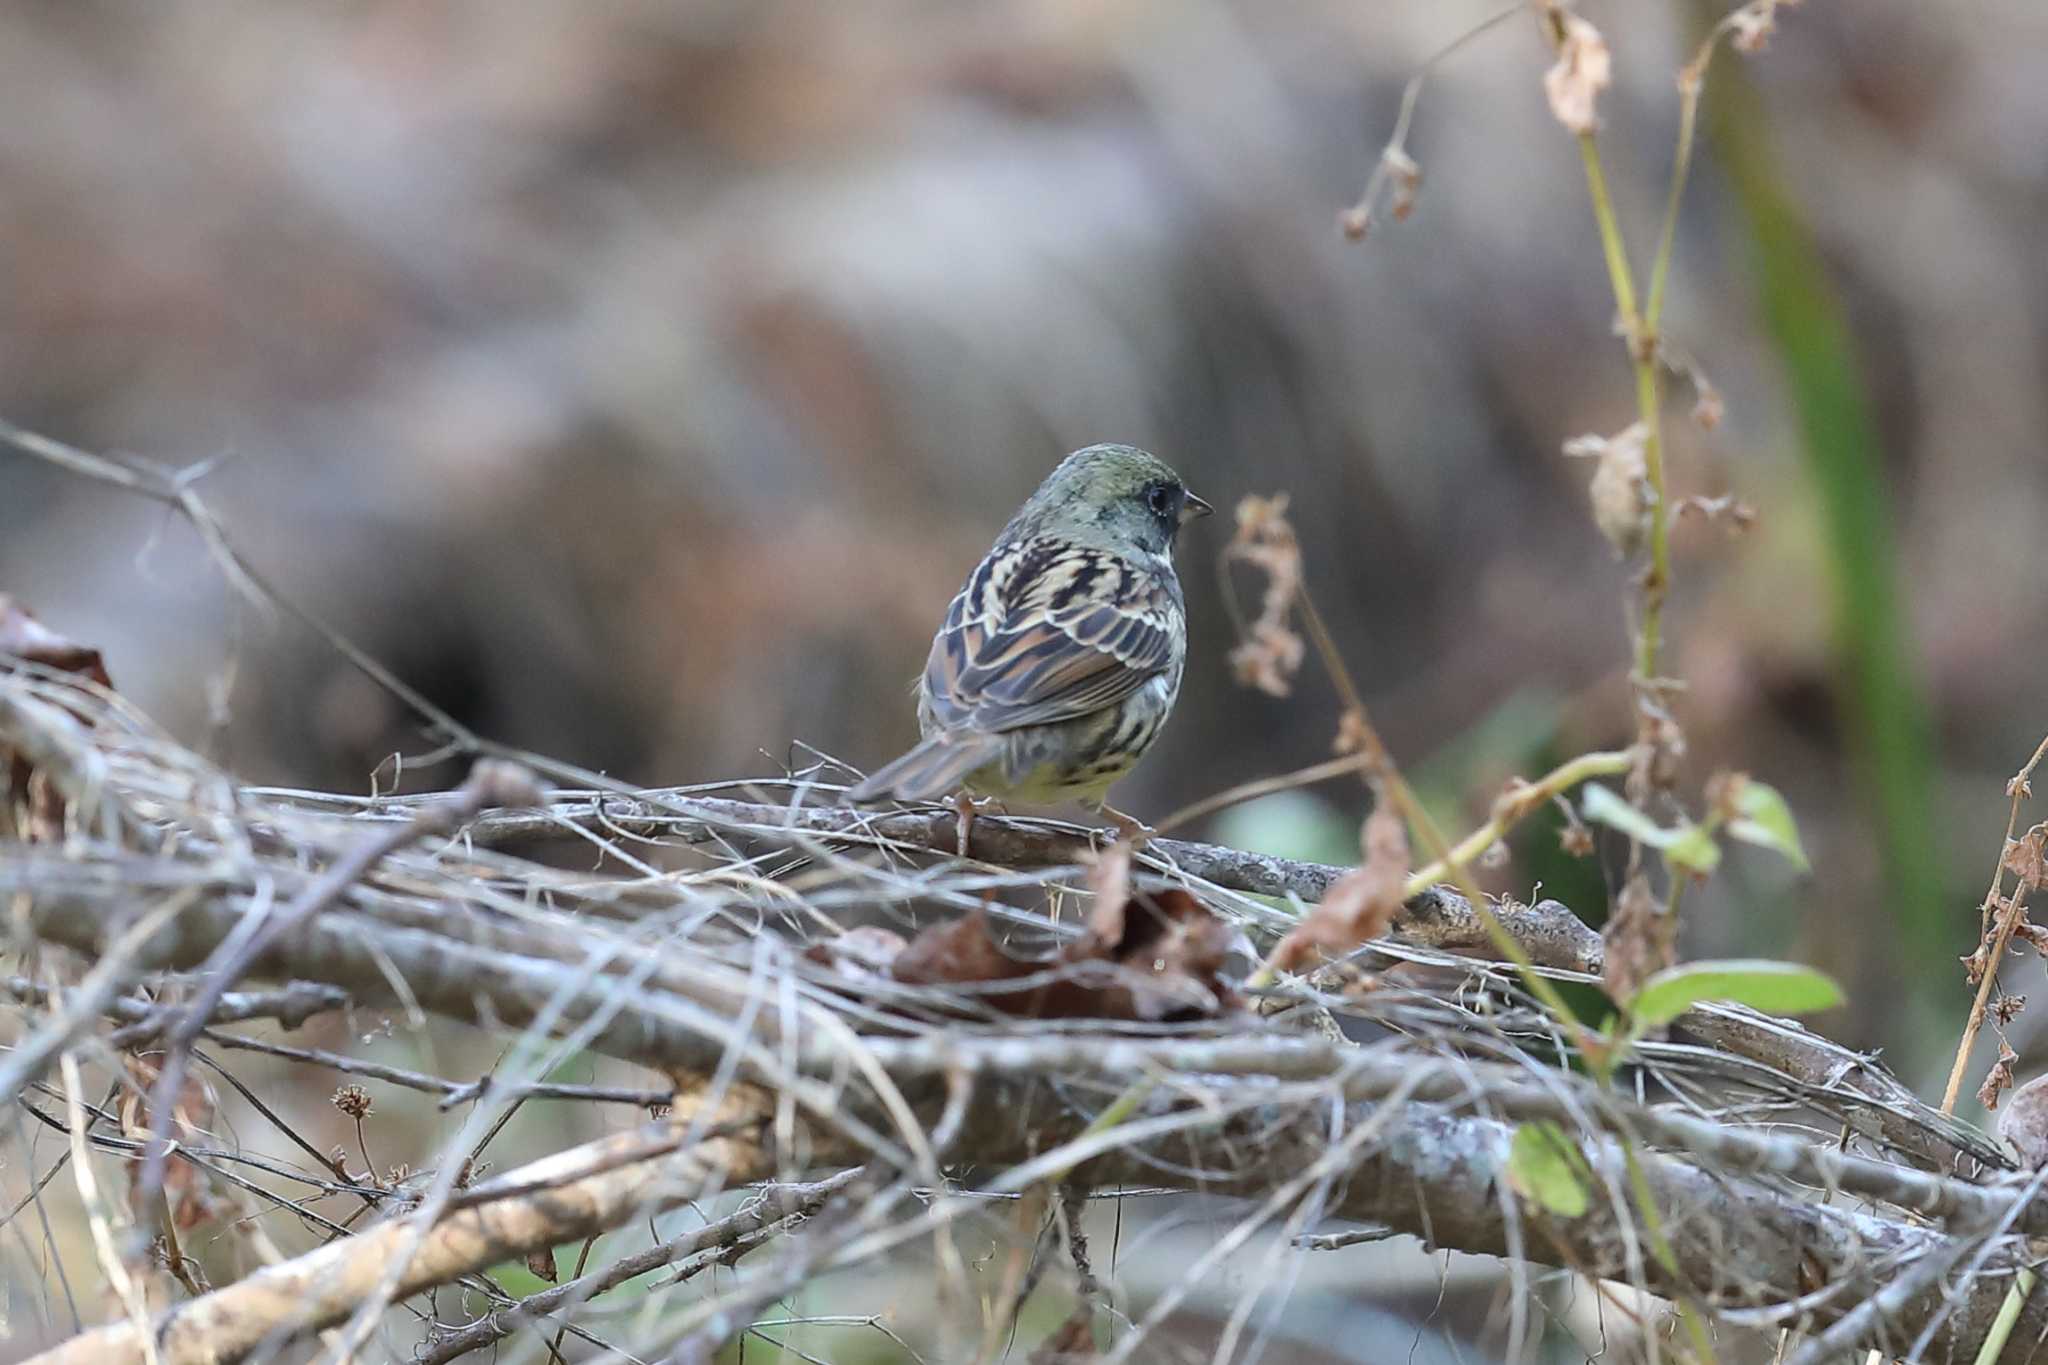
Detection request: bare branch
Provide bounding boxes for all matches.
[28,1091,781,1365]
[412,1172,860,1365]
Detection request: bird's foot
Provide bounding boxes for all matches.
[951,793,1006,856]
[1091,803,1155,849]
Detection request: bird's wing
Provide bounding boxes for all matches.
[921,537,1179,734]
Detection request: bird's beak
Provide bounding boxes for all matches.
[1180,491,1214,525]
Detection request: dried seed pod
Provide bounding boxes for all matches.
[1563,424,1650,557]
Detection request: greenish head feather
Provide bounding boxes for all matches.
[1003,444,1211,559]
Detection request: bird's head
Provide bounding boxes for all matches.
[1009,444,1213,561]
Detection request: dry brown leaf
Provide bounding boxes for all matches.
[889,910,1027,995]
[1030,1305,1099,1363]
[803,925,911,988]
[123,1053,223,1232]
[1543,8,1612,136]
[1601,873,1673,1006]
[1223,493,1306,698]
[888,888,1242,1023]
[524,1247,560,1283]
[2005,823,2048,893]
[1231,622,1306,697]
[0,596,113,689]
[1,596,118,841]
[1980,1039,2020,1112]
[1083,838,1133,943]
[1270,802,1408,975]
[2014,917,2048,957]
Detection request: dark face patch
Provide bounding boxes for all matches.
[1094,478,1184,555]
[1143,479,1184,527]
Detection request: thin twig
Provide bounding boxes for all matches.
[1941,731,2048,1115]
[413,1173,859,1365]
[130,760,541,1237]
[1151,752,1367,837]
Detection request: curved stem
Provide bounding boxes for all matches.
[1402,750,1634,898]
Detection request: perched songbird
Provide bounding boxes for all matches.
[850,445,1211,832]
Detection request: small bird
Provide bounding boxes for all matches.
[850,445,1211,837]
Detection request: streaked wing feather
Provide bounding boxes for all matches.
[920,538,1177,734]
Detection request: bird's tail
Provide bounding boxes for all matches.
[848,732,1003,803]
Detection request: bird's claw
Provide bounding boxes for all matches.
[951,793,1006,856]
[1093,804,1154,849]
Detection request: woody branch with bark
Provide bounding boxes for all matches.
[0,648,2035,1364]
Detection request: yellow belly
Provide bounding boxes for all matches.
[962,755,1128,808]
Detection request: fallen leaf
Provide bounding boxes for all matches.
[0,596,113,689]
[0,596,116,842]
[889,887,1242,1023]
[889,910,1029,997]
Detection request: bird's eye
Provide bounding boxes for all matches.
[1144,482,1177,519]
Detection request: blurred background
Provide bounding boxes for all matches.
[1,0,2046,1354]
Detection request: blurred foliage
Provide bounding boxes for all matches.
[1705,46,1948,980]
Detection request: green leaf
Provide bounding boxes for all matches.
[1629,959,1845,1030]
[1664,824,1723,875]
[1581,783,1720,872]
[1727,779,1811,872]
[1579,783,1676,847]
[1506,1121,1590,1218]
